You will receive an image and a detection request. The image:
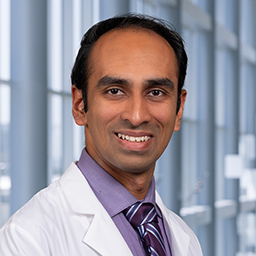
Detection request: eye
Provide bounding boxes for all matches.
[108,88,123,95]
[148,90,164,97]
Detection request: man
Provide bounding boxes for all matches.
[0,14,202,255]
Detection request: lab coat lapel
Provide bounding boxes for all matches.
[82,208,132,256]
[60,163,133,256]
[156,191,190,256]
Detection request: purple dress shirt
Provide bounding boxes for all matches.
[77,148,172,256]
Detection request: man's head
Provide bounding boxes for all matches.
[71,14,187,113]
[71,14,187,193]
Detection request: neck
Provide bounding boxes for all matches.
[108,168,154,200]
[85,147,155,200]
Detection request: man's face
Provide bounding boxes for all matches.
[73,28,186,179]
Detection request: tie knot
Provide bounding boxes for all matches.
[124,202,157,228]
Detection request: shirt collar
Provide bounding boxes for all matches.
[77,148,161,218]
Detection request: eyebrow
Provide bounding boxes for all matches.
[96,75,174,90]
[96,76,130,88]
[143,78,174,89]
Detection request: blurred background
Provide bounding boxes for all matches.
[0,0,256,255]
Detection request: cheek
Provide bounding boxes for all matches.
[151,105,177,129]
[87,101,119,129]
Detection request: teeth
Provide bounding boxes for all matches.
[130,136,136,142]
[117,133,151,142]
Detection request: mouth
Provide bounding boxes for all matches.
[116,133,151,142]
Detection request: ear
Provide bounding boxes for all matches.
[174,89,187,132]
[71,85,87,126]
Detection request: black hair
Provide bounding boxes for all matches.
[71,13,187,113]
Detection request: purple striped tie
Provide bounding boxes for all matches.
[124,202,167,256]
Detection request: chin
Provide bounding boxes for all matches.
[115,161,155,174]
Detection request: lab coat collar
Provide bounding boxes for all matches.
[59,162,133,256]
[156,191,190,256]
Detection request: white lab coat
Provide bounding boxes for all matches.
[0,163,203,256]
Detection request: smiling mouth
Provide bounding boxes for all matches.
[116,133,151,142]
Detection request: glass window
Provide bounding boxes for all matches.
[240,62,256,134]
[241,0,256,46]
[2,0,256,254]
[216,0,238,33]
[47,0,99,183]
[189,0,211,13]
[0,0,11,225]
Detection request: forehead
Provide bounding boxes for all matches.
[94,27,171,48]
[88,27,178,79]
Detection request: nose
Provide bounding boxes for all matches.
[120,95,152,127]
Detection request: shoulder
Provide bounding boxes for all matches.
[165,208,203,255]
[1,162,88,231]
[166,208,200,239]
[156,192,203,255]
[1,176,66,232]
[9,168,72,224]
[0,163,93,255]
[165,208,195,236]
[0,179,65,255]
